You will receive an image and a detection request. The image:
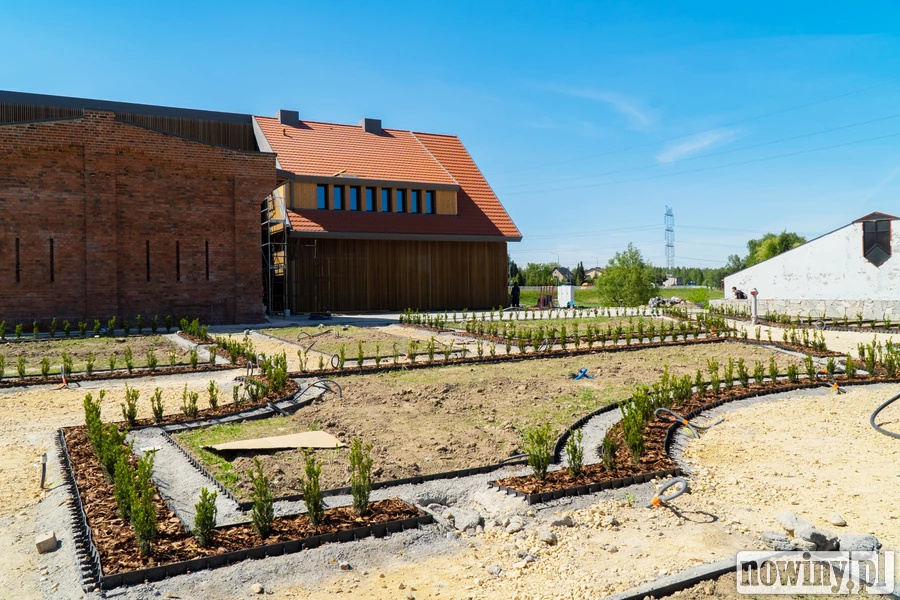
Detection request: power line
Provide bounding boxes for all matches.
[490,77,900,176]
[504,130,900,195]
[498,112,900,191]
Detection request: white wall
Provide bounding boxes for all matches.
[724,223,900,302]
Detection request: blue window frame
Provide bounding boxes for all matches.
[317,184,327,209]
[410,190,420,213]
[333,185,343,210]
[365,187,375,211]
[350,187,360,211]
[426,190,435,214]
[395,189,406,213]
[381,188,391,212]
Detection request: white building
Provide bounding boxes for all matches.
[719,212,900,320]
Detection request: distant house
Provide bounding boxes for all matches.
[552,267,574,283]
[585,267,604,280]
[719,211,900,319]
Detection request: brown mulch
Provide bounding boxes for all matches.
[63,426,420,575]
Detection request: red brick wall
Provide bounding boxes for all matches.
[0,110,275,325]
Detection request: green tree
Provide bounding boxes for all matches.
[520,262,555,286]
[574,261,586,286]
[596,244,655,306]
[744,231,806,266]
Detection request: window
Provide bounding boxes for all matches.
[14,238,19,283]
[317,184,327,209]
[146,241,151,281]
[333,185,343,210]
[365,187,375,211]
[395,189,406,213]
[205,240,210,281]
[410,190,420,213]
[176,241,181,282]
[863,220,892,267]
[381,188,391,212]
[426,190,435,214]
[349,186,360,211]
[49,238,54,283]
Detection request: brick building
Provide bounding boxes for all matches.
[0,91,275,324]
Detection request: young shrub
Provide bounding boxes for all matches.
[107,316,116,337]
[317,354,325,371]
[565,428,584,478]
[124,346,134,373]
[121,384,139,427]
[32,321,39,340]
[15,323,23,340]
[600,431,618,471]
[122,319,131,336]
[349,438,374,516]
[165,315,173,333]
[113,446,135,521]
[803,354,816,380]
[91,319,100,337]
[150,387,164,422]
[232,384,243,407]
[0,320,4,340]
[736,358,750,387]
[99,423,128,481]
[357,340,364,368]
[151,315,159,334]
[619,400,645,465]
[694,368,705,395]
[522,423,554,480]
[427,337,436,363]
[476,338,484,358]
[40,357,50,378]
[706,359,720,393]
[249,457,276,537]
[132,451,158,556]
[786,363,800,384]
[392,342,400,366]
[337,345,346,370]
[723,357,735,389]
[845,355,857,379]
[560,325,568,350]
[768,356,778,384]
[61,352,74,377]
[0,354,4,379]
[181,384,199,418]
[302,450,325,527]
[136,314,144,335]
[63,319,71,337]
[753,361,765,386]
[145,347,158,372]
[207,380,219,410]
[408,340,420,363]
[189,347,199,369]
[441,342,451,362]
[17,356,26,379]
[193,487,218,548]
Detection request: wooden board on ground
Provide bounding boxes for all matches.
[207,431,344,452]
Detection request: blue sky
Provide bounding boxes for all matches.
[3,1,900,270]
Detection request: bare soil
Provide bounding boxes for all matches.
[0,334,185,378]
[261,325,417,358]
[175,344,801,500]
[660,570,891,599]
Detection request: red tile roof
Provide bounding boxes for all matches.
[256,116,520,240]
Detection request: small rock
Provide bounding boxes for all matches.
[536,529,557,545]
[838,534,880,552]
[339,561,351,571]
[512,560,529,569]
[760,531,789,549]
[790,538,818,552]
[445,507,481,532]
[606,545,619,553]
[398,583,406,590]
[35,531,57,554]
[251,583,264,594]
[828,514,847,527]
[486,564,502,577]
[406,594,416,600]
[776,512,810,535]
[794,524,831,549]
[551,515,574,528]
[601,515,619,527]
[506,517,525,534]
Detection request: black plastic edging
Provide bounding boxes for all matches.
[487,468,682,505]
[56,428,103,593]
[552,400,624,464]
[96,513,433,590]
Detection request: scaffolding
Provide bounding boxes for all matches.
[262,190,289,316]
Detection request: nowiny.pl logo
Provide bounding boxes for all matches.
[736,551,895,595]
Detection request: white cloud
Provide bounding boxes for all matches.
[542,85,655,130]
[656,129,740,164]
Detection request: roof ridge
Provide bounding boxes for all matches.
[410,131,458,186]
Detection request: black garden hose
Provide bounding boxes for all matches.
[647,477,689,508]
[654,407,724,439]
[870,391,900,439]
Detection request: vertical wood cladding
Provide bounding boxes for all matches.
[289,238,507,312]
[0,110,275,324]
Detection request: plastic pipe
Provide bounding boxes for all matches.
[646,477,689,508]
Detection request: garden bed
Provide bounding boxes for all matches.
[60,425,426,586]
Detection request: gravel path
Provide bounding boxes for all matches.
[128,427,245,528]
[561,407,622,468]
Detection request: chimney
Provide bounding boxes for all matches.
[278,109,300,127]
[359,118,382,134]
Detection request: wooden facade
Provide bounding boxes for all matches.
[288,238,507,312]
[285,181,457,214]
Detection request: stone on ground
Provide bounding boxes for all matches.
[486,564,502,577]
[838,534,880,551]
[506,516,525,534]
[776,512,810,535]
[444,507,481,532]
[251,583,264,594]
[828,514,847,527]
[551,515,575,528]
[536,529,557,545]
[790,538,818,552]
[34,531,56,554]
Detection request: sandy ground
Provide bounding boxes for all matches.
[660,571,891,600]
